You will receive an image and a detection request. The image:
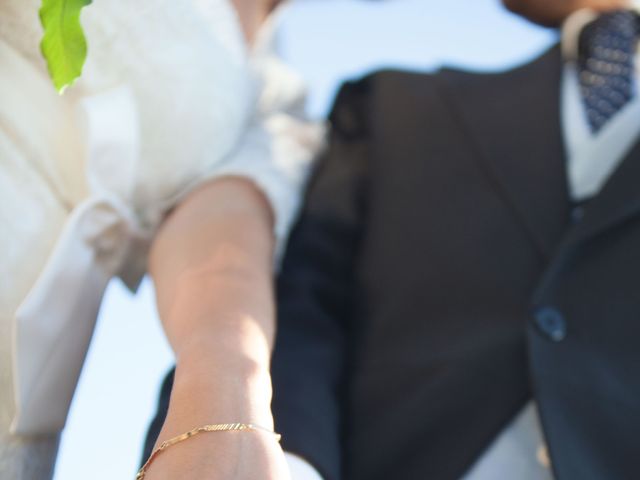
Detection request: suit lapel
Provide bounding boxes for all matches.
[563,138,640,247]
[437,45,570,259]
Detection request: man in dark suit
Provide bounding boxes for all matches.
[270,0,640,479]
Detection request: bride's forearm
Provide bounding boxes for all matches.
[148,177,277,433]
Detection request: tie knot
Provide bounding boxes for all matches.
[577,10,640,133]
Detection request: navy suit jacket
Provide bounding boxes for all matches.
[269,45,640,480]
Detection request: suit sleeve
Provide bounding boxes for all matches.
[270,78,372,480]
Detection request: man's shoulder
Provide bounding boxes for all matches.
[326,67,502,140]
[327,69,448,139]
[373,43,558,97]
[332,69,442,111]
[329,44,562,137]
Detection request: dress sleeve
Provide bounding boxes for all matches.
[76,1,321,289]
[193,13,325,262]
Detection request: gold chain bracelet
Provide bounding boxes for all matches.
[136,423,282,479]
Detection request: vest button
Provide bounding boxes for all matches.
[533,307,567,342]
[570,206,585,223]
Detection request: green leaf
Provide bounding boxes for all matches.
[39,0,93,93]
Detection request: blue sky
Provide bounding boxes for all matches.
[53,1,554,478]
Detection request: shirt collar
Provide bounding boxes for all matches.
[562,2,640,62]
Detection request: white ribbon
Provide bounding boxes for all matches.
[11,195,149,435]
[11,85,148,436]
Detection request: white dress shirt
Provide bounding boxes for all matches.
[286,4,640,479]
[562,6,640,201]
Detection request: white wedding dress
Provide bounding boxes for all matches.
[0,1,322,478]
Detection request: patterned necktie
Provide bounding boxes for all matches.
[578,10,640,133]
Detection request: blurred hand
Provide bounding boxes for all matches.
[286,453,325,480]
